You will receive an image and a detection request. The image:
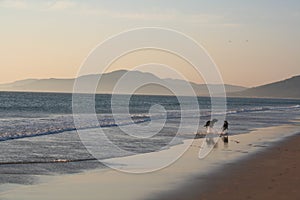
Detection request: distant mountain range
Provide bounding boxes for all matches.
[0,70,299,99]
[230,75,300,99]
[0,70,245,96]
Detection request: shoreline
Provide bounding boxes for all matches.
[1,123,300,200]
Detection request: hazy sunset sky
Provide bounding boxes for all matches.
[1,0,299,87]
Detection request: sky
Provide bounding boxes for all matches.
[0,0,300,87]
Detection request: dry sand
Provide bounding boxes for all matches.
[154,133,300,200]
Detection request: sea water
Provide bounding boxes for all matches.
[0,91,299,184]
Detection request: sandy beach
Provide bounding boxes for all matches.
[201,132,300,200]
[1,122,300,200]
[155,131,300,200]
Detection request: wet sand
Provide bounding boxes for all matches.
[157,133,300,200]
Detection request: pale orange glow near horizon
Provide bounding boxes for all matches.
[0,1,299,87]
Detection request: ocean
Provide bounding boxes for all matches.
[0,91,299,184]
